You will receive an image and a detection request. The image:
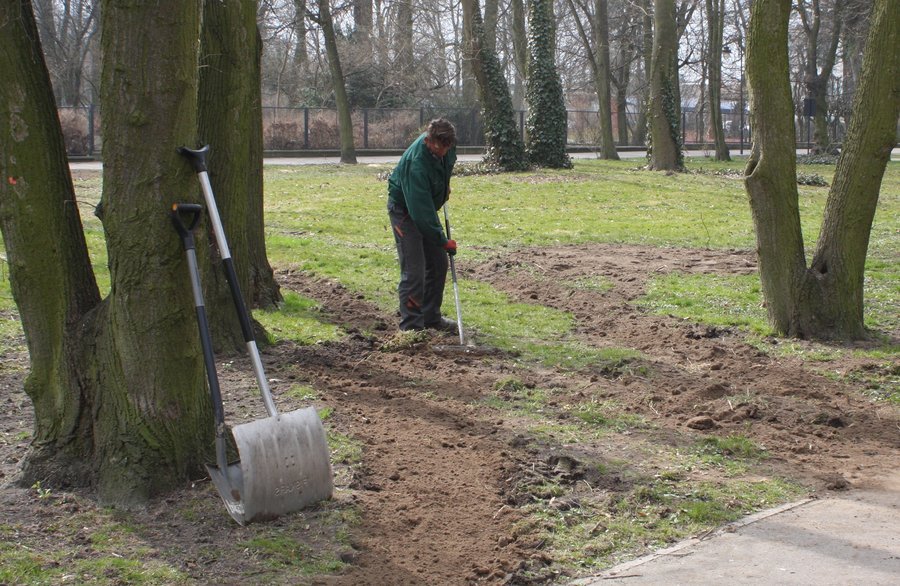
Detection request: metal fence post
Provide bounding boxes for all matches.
[88,104,95,156]
[363,109,369,149]
[303,107,309,149]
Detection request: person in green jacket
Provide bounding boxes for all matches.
[387,118,458,332]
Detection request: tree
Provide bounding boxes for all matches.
[197,0,282,339]
[32,0,99,106]
[525,0,572,168]
[795,0,844,154]
[705,0,730,160]
[647,0,683,170]
[1,0,213,504]
[510,0,528,109]
[310,0,357,163]
[462,0,528,171]
[744,0,898,339]
[566,0,619,159]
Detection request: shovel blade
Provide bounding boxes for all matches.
[207,462,247,524]
[230,406,333,524]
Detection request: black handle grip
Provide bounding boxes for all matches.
[171,203,203,245]
[178,145,210,174]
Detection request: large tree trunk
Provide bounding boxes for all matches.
[2,0,213,505]
[706,0,730,160]
[94,0,213,503]
[647,0,683,170]
[317,0,357,164]
[744,0,806,334]
[462,0,528,171]
[525,0,572,168]
[798,0,899,338]
[197,0,281,351]
[1,0,102,488]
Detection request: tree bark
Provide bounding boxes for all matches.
[317,0,357,163]
[647,0,683,170]
[525,0,572,168]
[706,0,730,160]
[2,0,214,504]
[566,0,619,159]
[798,0,899,338]
[744,0,806,334]
[462,0,528,171]
[199,0,282,316]
[796,0,843,154]
[1,0,102,489]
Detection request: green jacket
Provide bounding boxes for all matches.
[387,133,456,246]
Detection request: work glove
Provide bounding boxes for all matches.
[443,239,457,256]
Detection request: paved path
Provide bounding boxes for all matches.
[69,148,900,171]
[573,472,900,586]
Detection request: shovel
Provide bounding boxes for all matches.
[176,146,333,524]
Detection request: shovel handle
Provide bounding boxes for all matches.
[170,203,203,246]
[178,145,210,174]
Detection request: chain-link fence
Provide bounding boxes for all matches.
[59,103,895,157]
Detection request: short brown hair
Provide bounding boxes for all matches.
[426,118,456,147]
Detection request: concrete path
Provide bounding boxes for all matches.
[573,472,900,586]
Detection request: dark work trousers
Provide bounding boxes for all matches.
[388,201,448,331]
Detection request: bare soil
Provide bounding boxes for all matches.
[1,243,897,585]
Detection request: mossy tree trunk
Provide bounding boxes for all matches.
[462,0,529,171]
[1,0,102,489]
[744,0,898,339]
[1,0,214,505]
[647,0,683,171]
[525,0,572,168]
[197,0,281,353]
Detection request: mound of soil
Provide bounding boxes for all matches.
[1,243,897,585]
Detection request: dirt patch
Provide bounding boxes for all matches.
[1,243,897,584]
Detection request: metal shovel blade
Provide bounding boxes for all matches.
[224,406,333,524]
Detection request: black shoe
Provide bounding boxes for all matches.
[425,317,458,334]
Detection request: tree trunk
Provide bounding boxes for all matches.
[647,0,683,170]
[2,0,214,505]
[797,0,843,155]
[318,0,357,164]
[198,2,281,314]
[1,0,102,488]
[567,0,619,159]
[293,0,309,70]
[797,0,899,339]
[592,0,619,159]
[510,0,528,109]
[462,0,528,171]
[744,0,806,334]
[525,0,572,168]
[706,0,730,160]
[93,0,214,503]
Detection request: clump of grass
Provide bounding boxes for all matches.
[696,434,766,459]
[379,329,429,352]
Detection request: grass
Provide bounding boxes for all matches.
[0,157,896,582]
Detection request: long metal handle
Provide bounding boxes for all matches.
[180,147,278,417]
[171,205,229,473]
[443,204,465,346]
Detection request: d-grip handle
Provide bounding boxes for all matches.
[177,145,210,174]
[170,203,203,245]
